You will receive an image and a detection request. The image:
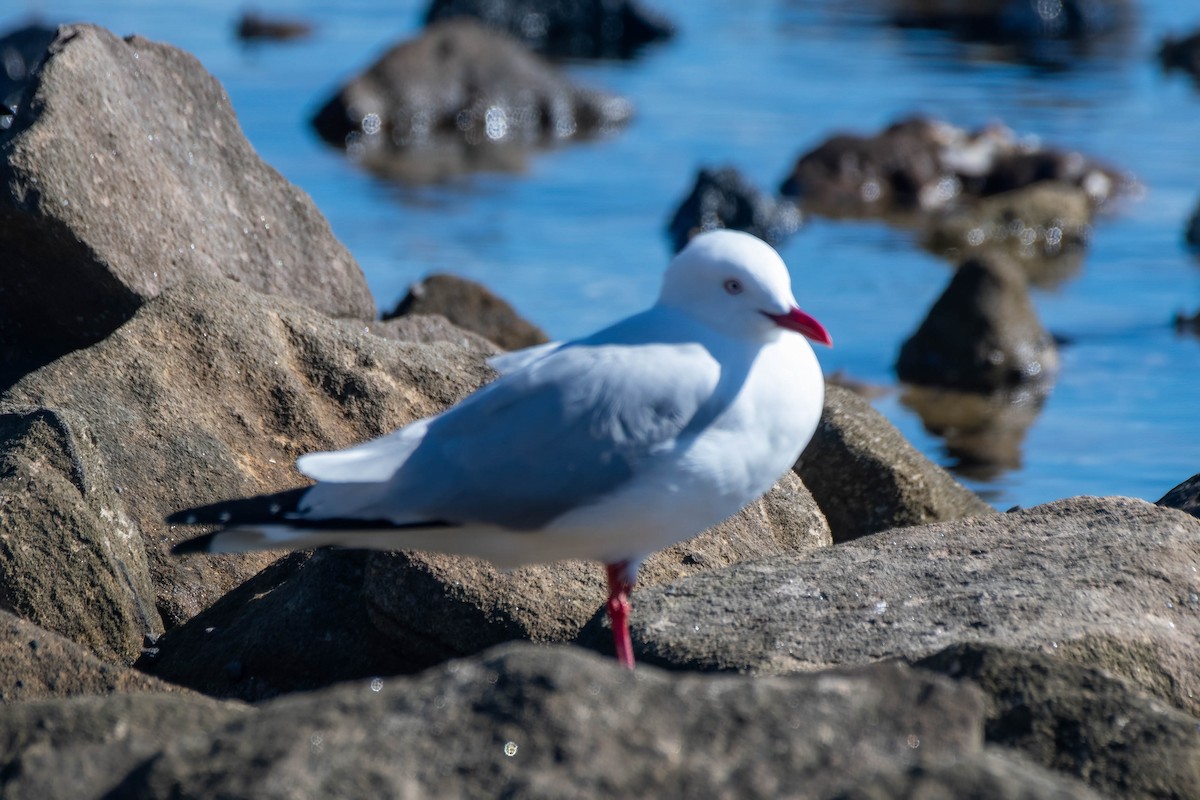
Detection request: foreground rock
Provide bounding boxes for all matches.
[626,497,1200,718]
[666,166,803,253]
[1,644,1109,799]
[1,276,495,650]
[384,273,549,350]
[897,256,1058,394]
[143,472,831,698]
[424,0,674,59]
[310,18,633,182]
[0,24,374,381]
[919,642,1200,799]
[794,385,994,542]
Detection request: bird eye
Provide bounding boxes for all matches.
[723,279,743,295]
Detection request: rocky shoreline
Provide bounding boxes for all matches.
[0,20,1198,800]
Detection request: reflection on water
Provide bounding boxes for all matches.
[900,384,1047,482]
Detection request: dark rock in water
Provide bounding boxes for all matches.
[424,0,674,59]
[234,11,314,42]
[666,166,803,253]
[917,642,1200,800]
[780,115,1127,219]
[0,23,56,114]
[1158,473,1200,519]
[899,384,1045,481]
[897,256,1058,394]
[385,273,549,351]
[794,385,994,542]
[1186,200,1200,249]
[1159,28,1200,81]
[310,18,633,183]
[1175,308,1200,336]
[0,24,374,384]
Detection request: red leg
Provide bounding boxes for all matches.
[605,562,636,670]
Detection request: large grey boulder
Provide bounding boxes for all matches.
[626,497,1200,718]
[2,275,495,639]
[794,384,994,542]
[0,24,374,381]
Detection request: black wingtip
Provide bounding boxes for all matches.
[165,487,309,527]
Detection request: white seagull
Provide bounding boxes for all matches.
[170,229,831,669]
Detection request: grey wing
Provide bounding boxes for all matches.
[384,342,721,530]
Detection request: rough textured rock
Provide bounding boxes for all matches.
[424,0,674,59]
[1158,473,1200,519]
[2,275,494,636]
[794,384,994,542]
[0,692,245,800]
[0,408,160,662]
[896,256,1058,394]
[626,497,1200,718]
[143,472,830,699]
[666,166,803,253]
[0,611,179,702]
[0,24,374,381]
[917,642,1200,800]
[922,182,1091,287]
[310,18,633,182]
[119,645,1001,799]
[780,116,1125,218]
[384,273,549,351]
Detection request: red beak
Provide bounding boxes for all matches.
[764,307,833,347]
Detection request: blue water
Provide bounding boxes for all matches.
[4,0,1198,509]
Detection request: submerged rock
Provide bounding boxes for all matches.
[310,18,632,182]
[896,256,1058,394]
[424,0,674,59]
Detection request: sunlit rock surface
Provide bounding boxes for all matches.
[0,24,374,382]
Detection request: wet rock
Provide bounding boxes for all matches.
[0,24,374,382]
[1186,201,1200,249]
[385,273,549,351]
[310,18,633,183]
[794,384,994,542]
[424,0,674,59]
[1158,28,1200,82]
[666,166,803,253]
[780,116,1126,219]
[1175,308,1200,336]
[234,11,314,42]
[896,256,1058,394]
[145,473,830,697]
[1158,473,1200,519]
[918,642,1200,800]
[922,182,1090,287]
[0,611,180,702]
[627,496,1200,718]
[899,385,1045,481]
[2,276,494,634]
